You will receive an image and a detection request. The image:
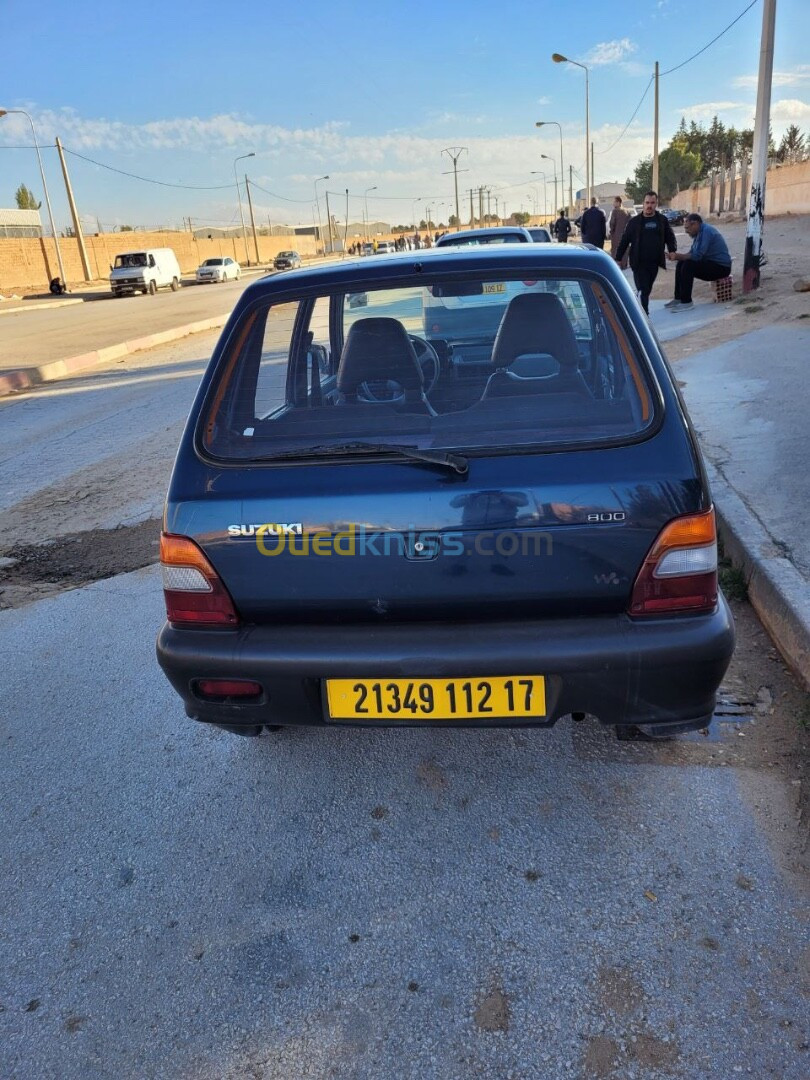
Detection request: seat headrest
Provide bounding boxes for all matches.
[492,292,579,370]
[337,318,423,397]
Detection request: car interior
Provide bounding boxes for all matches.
[203,276,654,457]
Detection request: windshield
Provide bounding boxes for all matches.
[201,270,656,463]
[203,258,224,266]
[114,253,147,268]
[278,251,295,258]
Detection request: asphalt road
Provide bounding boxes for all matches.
[0,328,807,1079]
[0,274,255,371]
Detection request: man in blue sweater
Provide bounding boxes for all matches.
[665,213,731,310]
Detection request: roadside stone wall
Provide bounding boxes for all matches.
[671,158,810,218]
[0,230,319,292]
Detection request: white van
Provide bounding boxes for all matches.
[110,248,182,297]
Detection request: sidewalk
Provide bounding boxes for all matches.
[649,302,810,689]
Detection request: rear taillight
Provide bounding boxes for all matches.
[629,509,718,616]
[195,679,262,700]
[160,533,239,628]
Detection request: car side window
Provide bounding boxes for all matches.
[255,302,299,419]
[148,254,156,268]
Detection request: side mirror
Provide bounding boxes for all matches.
[109,264,113,272]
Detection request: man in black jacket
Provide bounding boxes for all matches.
[615,190,677,314]
[553,210,572,243]
[580,197,607,248]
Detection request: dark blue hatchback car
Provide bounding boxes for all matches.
[157,245,734,737]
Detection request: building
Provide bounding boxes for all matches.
[0,207,43,238]
[575,182,631,212]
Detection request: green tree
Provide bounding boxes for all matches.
[658,143,702,199]
[512,211,531,225]
[119,224,134,231]
[448,213,460,227]
[15,183,41,210]
[777,125,805,164]
[625,157,652,203]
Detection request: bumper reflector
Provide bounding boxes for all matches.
[196,679,262,700]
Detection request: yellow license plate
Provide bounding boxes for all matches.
[483,283,506,294]
[326,676,545,720]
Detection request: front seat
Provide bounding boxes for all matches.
[337,317,434,413]
[483,292,590,398]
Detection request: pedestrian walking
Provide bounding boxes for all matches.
[580,197,607,248]
[665,213,732,311]
[608,197,630,268]
[553,210,572,244]
[615,190,677,314]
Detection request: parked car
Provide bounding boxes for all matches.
[528,227,552,242]
[662,209,687,226]
[376,241,397,254]
[157,245,734,739]
[195,256,241,284]
[360,243,375,256]
[110,248,181,296]
[274,251,302,271]
[435,226,533,247]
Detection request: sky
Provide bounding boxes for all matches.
[1,0,808,232]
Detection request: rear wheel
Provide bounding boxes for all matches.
[170,277,179,291]
[148,279,157,295]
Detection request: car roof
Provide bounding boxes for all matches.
[246,243,624,298]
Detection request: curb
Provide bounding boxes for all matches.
[707,459,810,690]
[0,297,86,316]
[0,314,229,397]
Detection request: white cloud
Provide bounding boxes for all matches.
[771,98,810,123]
[733,66,810,89]
[675,101,753,120]
[536,96,551,106]
[581,39,637,67]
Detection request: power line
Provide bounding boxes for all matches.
[596,78,654,155]
[62,147,234,190]
[596,0,760,155]
[660,0,760,76]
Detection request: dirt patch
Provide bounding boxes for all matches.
[0,518,161,609]
[583,1034,620,1077]
[473,981,510,1033]
[596,964,646,1017]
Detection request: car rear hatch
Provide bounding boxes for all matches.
[168,420,706,625]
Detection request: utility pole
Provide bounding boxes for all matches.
[479,187,485,227]
[469,188,475,228]
[591,143,595,199]
[441,147,468,231]
[652,61,660,195]
[55,136,91,282]
[325,189,334,253]
[569,166,574,216]
[344,188,350,255]
[245,176,260,265]
[486,188,492,223]
[494,195,500,223]
[744,0,777,293]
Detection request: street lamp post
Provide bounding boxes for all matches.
[0,107,68,289]
[364,186,377,241]
[535,120,566,215]
[313,175,329,254]
[233,152,255,264]
[551,54,590,206]
[538,156,558,215]
[531,176,548,218]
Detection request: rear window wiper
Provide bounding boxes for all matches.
[261,441,469,475]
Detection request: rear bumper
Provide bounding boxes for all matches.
[156,598,735,730]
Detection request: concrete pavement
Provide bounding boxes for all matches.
[648,306,810,687]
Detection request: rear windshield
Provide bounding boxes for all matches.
[439,234,528,247]
[201,272,656,462]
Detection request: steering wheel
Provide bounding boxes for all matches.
[357,334,441,404]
